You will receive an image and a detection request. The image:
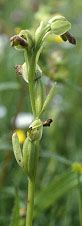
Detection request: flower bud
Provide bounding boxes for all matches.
[12,133,23,168]
[27,118,43,141]
[35,64,42,79]
[23,137,35,177]
[34,78,45,116]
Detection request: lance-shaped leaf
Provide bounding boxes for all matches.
[12,133,23,168]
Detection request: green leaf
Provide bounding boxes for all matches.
[51,16,71,35]
[0,82,20,91]
[34,170,82,217]
[10,189,20,226]
[40,82,56,115]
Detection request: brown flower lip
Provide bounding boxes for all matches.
[43,119,53,127]
[61,31,76,45]
[66,31,76,45]
[10,35,28,47]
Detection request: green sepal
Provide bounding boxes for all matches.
[27,118,43,141]
[22,62,28,83]
[49,15,71,35]
[19,30,34,48]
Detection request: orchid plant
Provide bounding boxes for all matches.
[10,15,76,226]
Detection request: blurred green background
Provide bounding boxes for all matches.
[0,0,82,225]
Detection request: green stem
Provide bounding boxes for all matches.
[24,50,36,117]
[26,141,39,226]
[78,173,82,226]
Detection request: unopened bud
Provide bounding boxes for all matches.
[35,65,42,79]
[27,118,43,141]
[12,133,23,168]
[23,137,35,177]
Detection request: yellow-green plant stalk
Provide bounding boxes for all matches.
[10,15,76,226]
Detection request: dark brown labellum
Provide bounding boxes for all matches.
[61,32,76,45]
[65,31,76,45]
[43,119,53,127]
[10,35,28,47]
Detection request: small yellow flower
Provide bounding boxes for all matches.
[14,129,26,144]
[72,162,82,173]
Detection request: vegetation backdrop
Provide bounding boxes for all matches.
[0,0,82,225]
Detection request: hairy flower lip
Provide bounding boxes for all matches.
[43,119,53,127]
[10,35,28,47]
[61,31,76,45]
[66,31,76,45]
